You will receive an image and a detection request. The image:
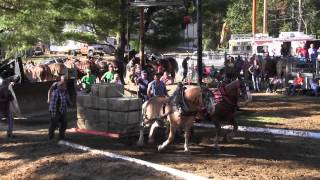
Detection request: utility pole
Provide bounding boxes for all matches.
[139,7,145,68]
[263,0,268,34]
[298,0,302,32]
[252,0,257,36]
[197,0,203,85]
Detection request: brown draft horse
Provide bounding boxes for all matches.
[202,79,252,149]
[137,85,203,152]
[137,80,251,153]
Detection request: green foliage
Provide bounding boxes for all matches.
[203,0,231,49]
[225,0,254,34]
[144,7,185,52]
[225,0,320,36]
[0,0,319,57]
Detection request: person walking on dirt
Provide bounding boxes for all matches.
[0,77,15,138]
[47,75,71,140]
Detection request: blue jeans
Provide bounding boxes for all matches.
[0,111,14,136]
[251,75,261,91]
[289,84,302,95]
[312,87,320,96]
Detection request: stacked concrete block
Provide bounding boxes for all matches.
[76,83,142,135]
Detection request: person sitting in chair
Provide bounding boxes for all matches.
[288,73,304,96]
[309,78,320,96]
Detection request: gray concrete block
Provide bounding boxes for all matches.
[77,107,100,123]
[85,120,108,131]
[94,97,141,111]
[108,111,141,125]
[91,84,99,96]
[90,96,99,109]
[98,83,124,98]
[76,94,92,108]
[98,110,109,123]
[96,98,108,110]
[105,97,142,111]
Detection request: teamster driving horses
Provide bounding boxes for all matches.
[147,73,168,98]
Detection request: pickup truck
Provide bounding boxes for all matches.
[80,43,116,57]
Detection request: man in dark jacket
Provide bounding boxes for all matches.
[0,77,15,138]
[47,75,70,140]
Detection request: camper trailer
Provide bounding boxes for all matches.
[228,32,320,57]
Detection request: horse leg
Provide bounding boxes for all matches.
[183,118,193,152]
[136,121,145,146]
[148,121,160,144]
[158,122,176,152]
[213,120,221,150]
[224,117,238,143]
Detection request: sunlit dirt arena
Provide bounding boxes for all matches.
[1,92,320,179]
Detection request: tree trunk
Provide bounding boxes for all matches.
[116,0,127,63]
[116,0,128,84]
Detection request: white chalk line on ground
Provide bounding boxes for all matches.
[58,140,209,180]
[194,123,320,139]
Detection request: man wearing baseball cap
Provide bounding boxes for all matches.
[135,70,149,102]
[147,73,168,97]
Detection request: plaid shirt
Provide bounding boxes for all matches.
[49,83,67,114]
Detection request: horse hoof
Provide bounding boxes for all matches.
[157,145,163,152]
[184,149,191,154]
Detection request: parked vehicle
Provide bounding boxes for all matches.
[50,40,80,55]
[80,43,116,56]
[33,46,44,56]
[41,56,66,65]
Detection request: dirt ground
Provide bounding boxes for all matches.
[1,93,320,180]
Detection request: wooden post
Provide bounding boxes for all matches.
[197,0,203,85]
[263,0,268,34]
[139,7,145,68]
[298,0,302,32]
[252,0,257,36]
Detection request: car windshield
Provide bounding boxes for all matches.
[35,47,42,51]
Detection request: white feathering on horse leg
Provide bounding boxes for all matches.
[184,130,190,152]
[137,128,144,146]
[158,139,170,152]
[148,121,160,144]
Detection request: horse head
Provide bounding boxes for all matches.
[223,79,252,106]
